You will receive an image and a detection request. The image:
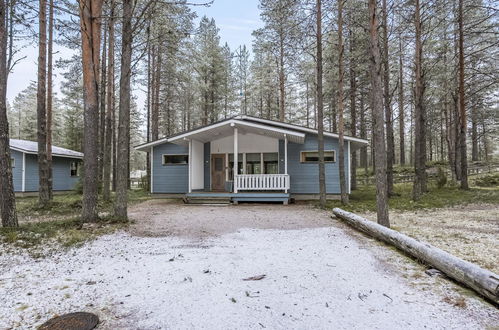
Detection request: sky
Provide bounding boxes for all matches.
[6,0,263,107]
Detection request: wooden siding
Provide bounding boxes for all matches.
[22,153,80,192]
[204,142,210,191]
[11,150,23,192]
[152,142,189,193]
[286,134,349,194]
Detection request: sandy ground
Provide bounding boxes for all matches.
[128,199,333,237]
[361,204,499,274]
[1,201,498,329]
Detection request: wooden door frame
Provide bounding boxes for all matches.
[211,153,226,192]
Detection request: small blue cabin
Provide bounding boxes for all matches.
[9,139,83,193]
[136,116,368,204]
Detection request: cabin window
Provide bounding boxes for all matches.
[246,153,262,174]
[300,150,336,163]
[163,154,188,165]
[228,153,243,180]
[70,161,80,177]
[263,153,278,174]
[11,158,15,168]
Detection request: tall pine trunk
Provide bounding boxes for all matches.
[412,0,427,201]
[102,0,114,202]
[316,0,326,207]
[37,0,50,207]
[382,0,394,196]
[349,22,357,191]
[79,0,104,222]
[114,0,132,218]
[337,0,348,204]
[458,0,468,189]
[398,34,405,166]
[278,31,285,122]
[0,0,18,228]
[99,18,107,185]
[46,0,54,200]
[368,0,389,227]
[151,46,160,141]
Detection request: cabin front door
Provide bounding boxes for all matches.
[211,154,226,191]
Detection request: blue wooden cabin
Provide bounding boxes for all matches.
[136,116,368,204]
[9,139,83,193]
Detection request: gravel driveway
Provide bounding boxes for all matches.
[1,200,497,329]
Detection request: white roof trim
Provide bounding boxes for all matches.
[168,119,305,143]
[236,115,368,144]
[136,119,306,151]
[10,146,84,159]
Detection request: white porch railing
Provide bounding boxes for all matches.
[234,174,290,193]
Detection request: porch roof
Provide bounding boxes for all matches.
[136,119,306,150]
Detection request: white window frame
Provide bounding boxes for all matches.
[300,150,336,163]
[11,158,15,168]
[162,154,189,166]
[70,161,80,177]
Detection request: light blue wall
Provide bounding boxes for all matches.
[152,143,189,193]
[204,142,210,191]
[286,134,349,194]
[22,153,80,192]
[24,154,39,192]
[52,157,80,191]
[150,134,350,194]
[11,150,23,192]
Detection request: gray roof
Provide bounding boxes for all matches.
[10,139,83,159]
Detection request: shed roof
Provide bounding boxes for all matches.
[10,139,84,159]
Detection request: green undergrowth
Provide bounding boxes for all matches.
[16,189,150,217]
[326,182,499,213]
[473,173,499,187]
[0,216,129,252]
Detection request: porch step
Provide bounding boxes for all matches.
[183,196,232,205]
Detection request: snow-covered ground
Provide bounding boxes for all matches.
[1,204,498,329]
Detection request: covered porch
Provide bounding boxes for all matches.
[167,119,305,198]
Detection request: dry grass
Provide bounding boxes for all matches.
[362,204,499,274]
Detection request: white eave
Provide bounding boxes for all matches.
[236,115,369,149]
[9,139,84,159]
[135,119,306,151]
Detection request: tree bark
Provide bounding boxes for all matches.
[0,0,18,228]
[349,22,357,191]
[46,0,54,200]
[398,35,405,166]
[146,21,151,192]
[151,46,160,141]
[368,0,389,227]
[413,0,427,201]
[337,0,348,204]
[382,0,394,196]
[102,0,114,202]
[316,0,326,208]
[37,0,50,207]
[99,16,107,185]
[278,30,285,122]
[79,0,104,222]
[458,0,468,189]
[333,208,499,304]
[114,0,132,219]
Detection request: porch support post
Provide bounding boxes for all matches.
[284,134,288,193]
[233,126,239,193]
[188,139,192,193]
[284,134,288,175]
[150,146,154,194]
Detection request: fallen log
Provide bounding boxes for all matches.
[332,208,499,304]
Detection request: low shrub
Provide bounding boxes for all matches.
[474,173,499,187]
